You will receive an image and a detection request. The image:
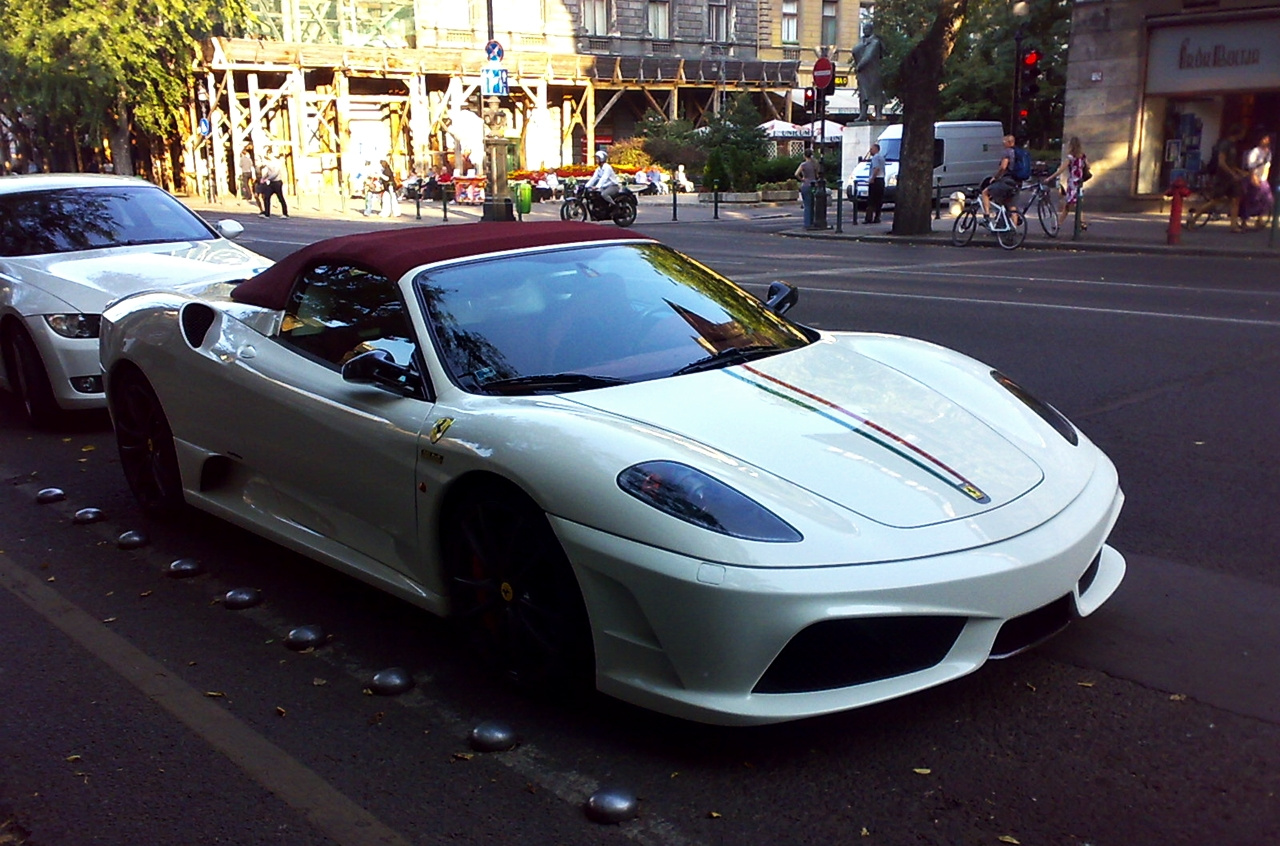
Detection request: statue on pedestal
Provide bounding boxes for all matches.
[851,24,885,122]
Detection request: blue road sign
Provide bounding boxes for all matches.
[484,40,504,62]
[198,117,212,136]
[482,67,509,97]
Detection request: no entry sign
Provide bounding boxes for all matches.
[812,56,834,90]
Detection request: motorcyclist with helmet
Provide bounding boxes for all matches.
[584,148,621,208]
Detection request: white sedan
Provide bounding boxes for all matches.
[0,174,269,426]
[99,221,1125,725]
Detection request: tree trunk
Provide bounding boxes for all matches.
[891,0,971,236]
[113,96,134,176]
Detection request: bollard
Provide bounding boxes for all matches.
[442,184,449,222]
[849,180,859,226]
[1164,178,1191,245]
[672,185,678,222]
[1073,192,1084,241]
[935,177,943,220]
[415,190,421,221]
[835,182,843,233]
[713,179,720,220]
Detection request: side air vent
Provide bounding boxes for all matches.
[180,302,217,349]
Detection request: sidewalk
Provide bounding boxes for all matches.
[187,190,1280,259]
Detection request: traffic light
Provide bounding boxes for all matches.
[1020,48,1042,101]
[803,87,816,111]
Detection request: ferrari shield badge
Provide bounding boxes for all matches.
[428,417,455,444]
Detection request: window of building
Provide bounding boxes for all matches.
[583,0,608,35]
[782,0,798,44]
[709,0,728,42]
[648,0,670,39]
[822,1,838,46]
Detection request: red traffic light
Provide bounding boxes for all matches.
[1019,108,1029,118]
[1023,48,1042,67]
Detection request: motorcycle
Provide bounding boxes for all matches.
[559,183,638,227]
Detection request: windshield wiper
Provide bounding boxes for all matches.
[671,344,784,377]
[478,372,630,395]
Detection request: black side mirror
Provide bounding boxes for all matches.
[765,281,799,315]
[341,348,415,395]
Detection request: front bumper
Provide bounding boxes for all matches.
[24,317,104,411]
[553,463,1124,726]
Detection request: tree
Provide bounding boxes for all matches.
[879,0,974,235]
[0,0,248,175]
[697,93,768,192]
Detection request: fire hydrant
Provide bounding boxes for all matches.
[1166,178,1192,245]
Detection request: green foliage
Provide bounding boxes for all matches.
[756,153,804,185]
[697,93,768,192]
[875,0,1070,146]
[607,137,652,170]
[636,110,706,174]
[0,0,250,169]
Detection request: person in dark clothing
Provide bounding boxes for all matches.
[865,142,886,224]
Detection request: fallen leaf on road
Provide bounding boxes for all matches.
[452,752,474,762]
[65,755,82,763]
[1170,693,1187,701]
[708,811,722,819]
[204,691,226,698]
[312,678,328,686]
[913,768,932,775]
[1077,681,1095,688]
[999,837,1021,844]
[276,707,287,717]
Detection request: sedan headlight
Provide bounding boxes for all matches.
[44,314,102,339]
[617,461,803,543]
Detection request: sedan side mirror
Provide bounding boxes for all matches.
[765,281,799,315]
[216,219,245,240]
[341,348,416,396]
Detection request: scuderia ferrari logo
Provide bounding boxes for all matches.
[428,417,454,443]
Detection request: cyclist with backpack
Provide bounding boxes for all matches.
[1186,124,1249,231]
[981,134,1031,222]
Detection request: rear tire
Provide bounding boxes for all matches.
[109,366,186,518]
[443,480,594,694]
[951,208,977,246]
[4,326,61,428]
[612,197,637,227]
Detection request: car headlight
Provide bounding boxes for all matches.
[887,174,897,187]
[617,461,803,543]
[44,314,102,339]
[992,371,1079,446]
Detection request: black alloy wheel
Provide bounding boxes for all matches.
[444,480,593,694]
[109,367,186,517]
[4,326,60,428]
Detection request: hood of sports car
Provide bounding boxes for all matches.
[567,338,1046,529]
[7,241,268,313]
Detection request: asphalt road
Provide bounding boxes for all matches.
[2,212,1278,845]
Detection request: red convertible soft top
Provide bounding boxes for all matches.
[232,221,655,311]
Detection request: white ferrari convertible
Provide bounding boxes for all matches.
[0,174,269,426]
[100,221,1125,725]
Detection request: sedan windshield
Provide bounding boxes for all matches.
[0,185,218,257]
[416,242,812,395]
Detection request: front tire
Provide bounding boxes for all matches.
[951,208,977,246]
[443,480,593,693]
[4,326,60,428]
[562,198,588,223]
[109,366,186,518]
[1037,196,1060,237]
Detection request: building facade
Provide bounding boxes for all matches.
[1063,0,1279,209]
[191,1,874,198]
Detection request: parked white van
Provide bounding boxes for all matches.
[844,121,1005,206]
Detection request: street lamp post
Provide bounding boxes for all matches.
[1009,1,1029,134]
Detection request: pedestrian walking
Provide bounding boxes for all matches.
[1045,136,1090,231]
[796,150,818,229]
[258,153,288,219]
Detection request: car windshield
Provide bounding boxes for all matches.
[879,138,902,161]
[0,185,218,257]
[416,242,812,395]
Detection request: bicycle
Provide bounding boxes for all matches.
[951,190,1027,250]
[1017,178,1060,237]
